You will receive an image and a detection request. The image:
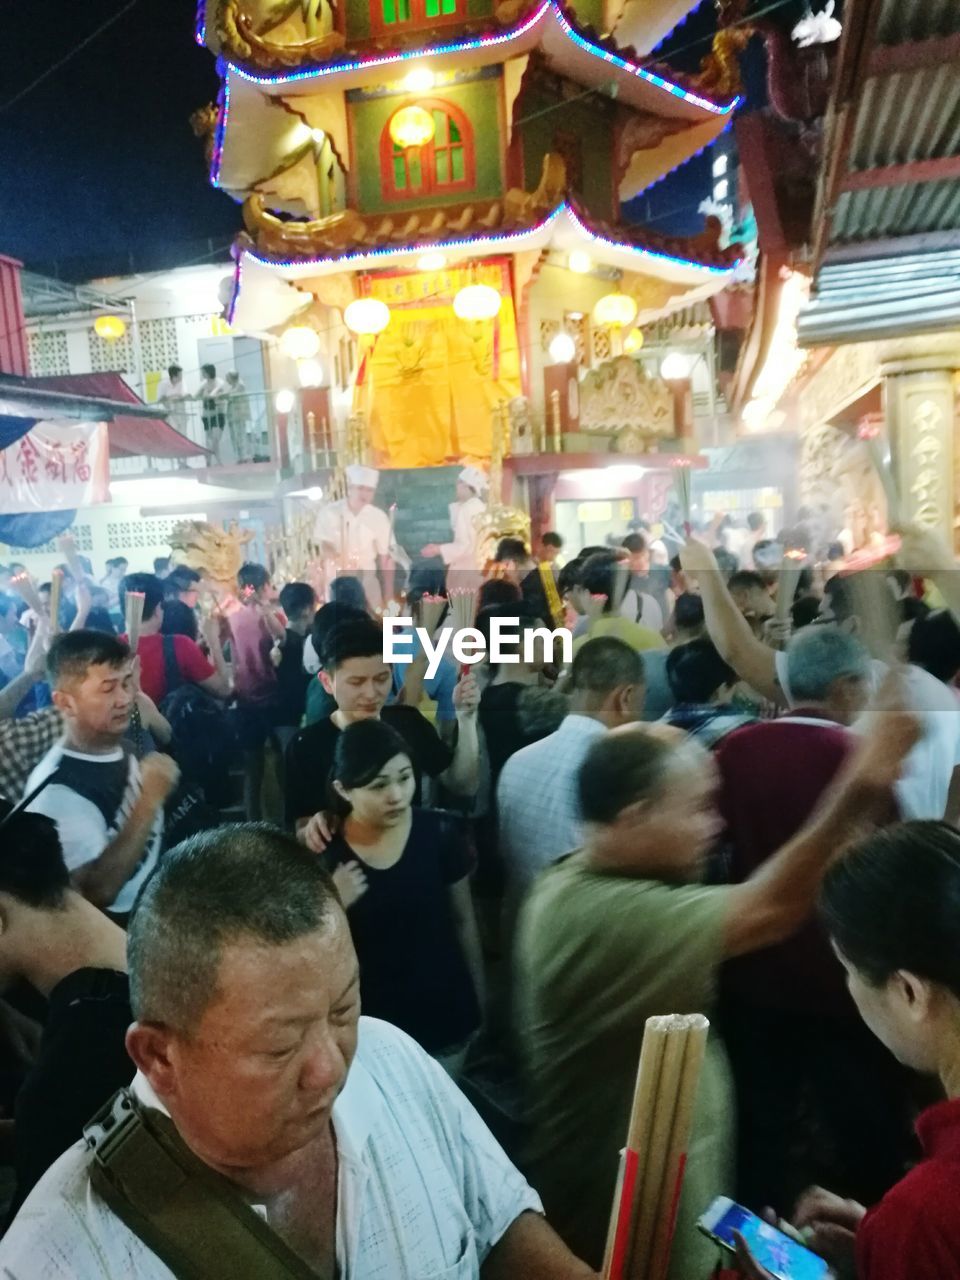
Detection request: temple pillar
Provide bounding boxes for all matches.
[883,358,959,542]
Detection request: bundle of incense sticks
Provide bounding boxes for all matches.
[124,590,146,653]
[775,550,807,627]
[846,565,900,665]
[419,593,447,637]
[10,571,45,618]
[671,459,694,535]
[48,569,64,636]
[448,587,478,675]
[603,1013,709,1280]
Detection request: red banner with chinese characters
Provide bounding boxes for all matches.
[0,420,110,513]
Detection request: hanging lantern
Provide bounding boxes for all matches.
[548,332,577,364]
[623,327,645,354]
[280,325,321,361]
[94,315,127,340]
[344,297,391,336]
[389,105,435,150]
[453,283,502,322]
[568,250,592,274]
[593,292,638,329]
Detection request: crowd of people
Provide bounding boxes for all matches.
[0,504,960,1279]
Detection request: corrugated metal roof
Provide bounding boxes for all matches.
[850,66,960,169]
[832,177,960,241]
[877,0,960,45]
[798,248,960,345]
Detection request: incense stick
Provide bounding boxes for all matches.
[124,591,146,653]
[48,569,64,636]
[419,593,447,637]
[448,587,478,677]
[10,571,45,617]
[775,551,806,626]
[671,459,694,535]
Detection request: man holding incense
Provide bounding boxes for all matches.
[1,825,597,1279]
[514,692,918,1278]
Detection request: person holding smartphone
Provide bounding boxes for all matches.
[737,820,960,1280]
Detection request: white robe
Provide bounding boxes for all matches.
[439,495,486,576]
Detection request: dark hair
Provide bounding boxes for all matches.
[279,582,317,621]
[908,609,960,684]
[541,531,563,549]
[580,551,625,614]
[329,576,367,612]
[580,546,609,561]
[674,592,705,633]
[569,637,643,697]
[167,364,182,378]
[105,556,128,572]
[329,719,412,810]
[164,567,200,598]
[475,602,543,664]
[728,570,767,596]
[312,603,368,666]
[578,727,677,825]
[119,572,164,623]
[622,533,648,555]
[494,537,529,563]
[128,824,341,1032]
[238,562,270,593]
[666,639,735,703]
[557,559,584,598]
[153,557,171,575]
[0,802,70,909]
[478,578,521,610]
[320,616,384,672]
[201,363,216,379]
[791,594,822,631]
[821,822,960,998]
[160,599,199,641]
[747,511,766,532]
[823,575,854,623]
[47,629,130,686]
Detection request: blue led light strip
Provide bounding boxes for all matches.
[224,0,736,117]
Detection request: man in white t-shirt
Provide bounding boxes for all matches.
[314,464,394,610]
[155,363,190,435]
[25,631,178,917]
[0,825,595,1280]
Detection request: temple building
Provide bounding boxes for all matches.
[196,0,744,488]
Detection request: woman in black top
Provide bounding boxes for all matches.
[324,720,484,1074]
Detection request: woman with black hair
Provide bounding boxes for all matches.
[323,719,484,1076]
[739,820,960,1280]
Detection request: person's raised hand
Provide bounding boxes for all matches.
[24,617,50,678]
[331,860,368,908]
[300,809,339,853]
[453,669,480,719]
[73,578,92,628]
[679,538,720,579]
[140,752,180,804]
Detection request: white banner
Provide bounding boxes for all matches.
[0,420,110,513]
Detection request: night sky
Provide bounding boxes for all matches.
[1,0,788,280]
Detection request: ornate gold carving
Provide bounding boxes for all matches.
[216,0,345,69]
[799,423,886,552]
[189,102,220,166]
[579,355,673,443]
[907,398,946,530]
[694,27,750,99]
[798,341,882,433]
[169,520,255,598]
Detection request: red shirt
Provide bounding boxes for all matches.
[714,712,856,1017]
[135,633,215,705]
[858,1098,960,1278]
[227,603,278,705]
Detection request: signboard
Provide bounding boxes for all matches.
[0,420,110,513]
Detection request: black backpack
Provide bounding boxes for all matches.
[159,635,238,809]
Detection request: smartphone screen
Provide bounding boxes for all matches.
[708,1202,829,1280]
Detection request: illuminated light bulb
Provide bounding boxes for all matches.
[568,250,592,274]
[417,251,447,272]
[661,351,693,380]
[94,315,127,340]
[593,292,637,329]
[623,327,644,354]
[311,128,326,144]
[344,297,391,335]
[275,389,296,414]
[549,332,577,364]
[280,325,321,360]
[389,105,435,149]
[297,358,324,387]
[305,486,324,501]
[403,67,436,93]
[453,284,502,321]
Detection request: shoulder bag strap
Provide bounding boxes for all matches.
[86,1090,320,1280]
[162,634,183,696]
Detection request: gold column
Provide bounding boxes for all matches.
[883,360,958,542]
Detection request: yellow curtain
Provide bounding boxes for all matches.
[354,261,521,467]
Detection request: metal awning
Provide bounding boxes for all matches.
[798,248,960,346]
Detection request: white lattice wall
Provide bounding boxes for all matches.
[28,328,70,376]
